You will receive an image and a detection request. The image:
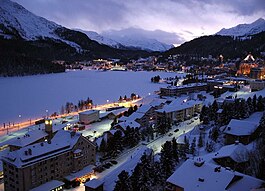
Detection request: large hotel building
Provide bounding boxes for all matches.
[2,120,96,191]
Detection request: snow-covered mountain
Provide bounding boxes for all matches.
[0,0,63,40]
[76,28,174,52]
[216,18,265,38]
[102,28,174,52]
[0,0,171,52]
[0,0,84,49]
[74,29,123,49]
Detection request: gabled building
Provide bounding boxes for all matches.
[224,119,259,145]
[166,159,264,191]
[156,100,202,123]
[2,130,96,191]
[113,121,141,132]
[212,142,249,173]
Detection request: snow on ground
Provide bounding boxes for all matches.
[221,85,265,100]
[99,146,152,191]
[81,119,112,138]
[0,70,183,125]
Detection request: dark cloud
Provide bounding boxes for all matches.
[102,27,185,45]
[11,0,265,44]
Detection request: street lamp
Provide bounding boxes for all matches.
[45,110,49,118]
[18,114,21,130]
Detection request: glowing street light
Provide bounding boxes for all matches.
[45,109,49,118]
[18,114,21,130]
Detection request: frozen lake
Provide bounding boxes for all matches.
[0,70,184,125]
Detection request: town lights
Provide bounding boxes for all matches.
[45,119,52,125]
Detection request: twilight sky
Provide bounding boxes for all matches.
[13,0,265,45]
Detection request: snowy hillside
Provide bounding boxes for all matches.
[0,0,84,49]
[74,29,123,49]
[110,35,173,52]
[76,28,173,52]
[216,18,265,38]
[0,0,60,40]
[102,28,174,52]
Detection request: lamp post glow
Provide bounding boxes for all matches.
[18,114,21,130]
[45,109,49,118]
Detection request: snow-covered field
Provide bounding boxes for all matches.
[0,70,184,125]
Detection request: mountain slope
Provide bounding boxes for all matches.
[102,28,174,52]
[164,31,265,59]
[216,18,265,38]
[76,28,173,52]
[74,29,123,49]
[0,0,151,76]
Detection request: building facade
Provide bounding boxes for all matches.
[160,83,207,97]
[79,110,100,124]
[2,130,96,191]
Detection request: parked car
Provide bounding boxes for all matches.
[168,133,173,136]
[110,160,118,165]
[174,129,179,132]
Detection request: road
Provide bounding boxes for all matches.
[0,98,141,136]
[66,117,200,191]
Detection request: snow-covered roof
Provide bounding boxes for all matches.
[162,83,207,90]
[9,129,48,148]
[30,180,64,191]
[156,100,202,113]
[136,105,152,114]
[114,121,141,131]
[64,165,94,181]
[7,123,67,148]
[126,112,145,121]
[149,99,167,107]
[84,179,104,188]
[224,119,258,136]
[167,159,263,191]
[2,130,81,168]
[79,110,99,115]
[110,108,128,116]
[212,143,249,163]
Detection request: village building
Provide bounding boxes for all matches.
[84,179,104,191]
[249,80,265,91]
[212,142,249,173]
[156,99,202,123]
[79,110,100,124]
[224,119,260,145]
[166,159,264,191]
[160,83,207,97]
[1,130,96,191]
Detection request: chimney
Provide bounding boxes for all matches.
[194,157,205,167]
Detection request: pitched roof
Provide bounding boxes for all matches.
[156,100,202,113]
[2,130,81,167]
[167,159,263,191]
[85,179,104,188]
[212,143,249,163]
[224,119,258,136]
[114,121,141,131]
[137,105,152,113]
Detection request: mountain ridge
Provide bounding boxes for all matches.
[216,18,265,38]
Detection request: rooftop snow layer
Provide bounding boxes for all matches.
[30,180,64,191]
[2,130,80,167]
[212,143,249,163]
[167,159,264,191]
[84,178,104,188]
[224,119,258,136]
